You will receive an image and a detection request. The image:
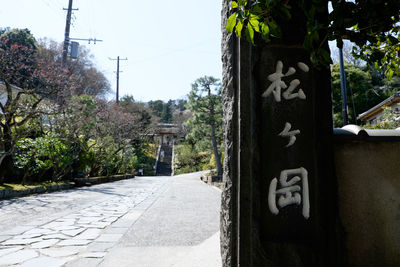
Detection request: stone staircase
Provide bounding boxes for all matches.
[156,144,172,176]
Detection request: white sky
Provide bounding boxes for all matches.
[0,0,222,102]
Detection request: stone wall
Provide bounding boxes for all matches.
[334,137,400,267]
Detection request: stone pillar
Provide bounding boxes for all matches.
[220,0,237,264]
[220,1,344,266]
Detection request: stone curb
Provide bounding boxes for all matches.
[0,174,135,200]
[74,174,135,187]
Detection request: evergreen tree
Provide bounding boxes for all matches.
[186,76,223,177]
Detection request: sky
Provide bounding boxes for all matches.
[0,0,222,102]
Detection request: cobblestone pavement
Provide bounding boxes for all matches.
[0,176,170,266]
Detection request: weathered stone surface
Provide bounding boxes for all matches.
[39,247,83,257]
[73,228,102,240]
[95,233,123,243]
[86,242,115,252]
[103,227,128,234]
[61,228,85,237]
[19,256,66,267]
[0,249,38,265]
[31,239,60,249]
[57,239,91,246]
[80,252,107,258]
[3,226,33,235]
[0,246,24,257]
[220,1,236,266]
[63,257,103,267]
[2,237,43,245]
[0,235,12,243]
[42,234,69,240]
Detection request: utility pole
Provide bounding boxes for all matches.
[109,56,128,104]
[62,0,78,67]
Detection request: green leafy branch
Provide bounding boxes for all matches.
[226,0,290,45]
[226,0,331,66]
[226,1,400,76]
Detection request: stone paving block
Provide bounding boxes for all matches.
[78,216,103,222]
[95,233,123,243]
[101,216,119,223]
[24,228,57,235]
[110,219,133,228]
[19,233,44,239]
[87,222,110,229]
[55,218,76,224]
[0,249,38,265]
[24,220,47,226]
[4,226,33,235]
[103,227,129,234]
[73,228,102,240]
[57,239,91,246]
[0,235,12,243]
[64,257,104,267]
[39,246,83,257]
[44,221,76,229]
[54,225,80,231]
[0,246,24,257]
[61,228,85,237]
[86,242,115,252]
[19,256,66,267]
[80,252,107,258]
[120,210,142,221]
[42,233,69,240]
[31,239,60,249]
[2,237,43,245]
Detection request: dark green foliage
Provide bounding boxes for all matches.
[226,1,400,76]
[14,133,71,184]
[331,63,394,126]
[148,100,164,118]
[173,142,215,175]
[0,28,37,50]
[160,103,173,123]
[185,76,223,176]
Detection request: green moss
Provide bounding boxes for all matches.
[0,181,71,191]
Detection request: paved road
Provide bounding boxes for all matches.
[0,172,221,266]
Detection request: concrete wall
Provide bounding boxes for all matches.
[334,139,400,267]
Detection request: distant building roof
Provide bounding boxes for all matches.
[154,123,179,135]
[357,92,400,121]
[0,82,23,107]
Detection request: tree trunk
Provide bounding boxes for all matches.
[0,124,14,184]
[211,123,223,177]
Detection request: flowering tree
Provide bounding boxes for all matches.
[0,33,69,184]
[50,95,154,177]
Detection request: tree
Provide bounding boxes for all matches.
[160,102,173,123]
[148,100,164,118]
[0,28,37,50]
[186,76,223,177]
[38,39,111,98]
[226,1,400,75]
[0,31,69,184]
[119,95,152,128]
[331,63,393,126]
